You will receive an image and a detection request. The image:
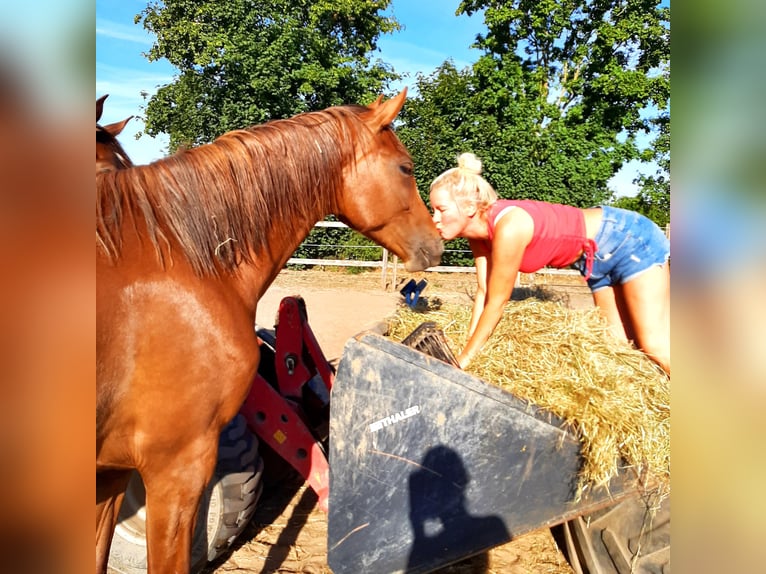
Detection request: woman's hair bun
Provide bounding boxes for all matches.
[457,152,483,175]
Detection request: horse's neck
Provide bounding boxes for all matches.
[232,213,327,308]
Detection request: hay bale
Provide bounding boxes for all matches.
[387,298,670,497]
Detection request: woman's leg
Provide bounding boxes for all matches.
[592,286,631,342]
[583,205,670,374]
[617,263,671,375]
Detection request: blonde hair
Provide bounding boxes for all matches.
[430,152,498,212]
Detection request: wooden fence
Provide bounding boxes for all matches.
[287,221,581,289]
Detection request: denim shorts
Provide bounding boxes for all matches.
[575,206,670,292]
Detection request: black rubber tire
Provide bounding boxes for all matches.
[107,414,264,574]
[553,490,670,574]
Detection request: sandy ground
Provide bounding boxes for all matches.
[255,268,592,362]
[254,272,401,363]
[206,268,593,574]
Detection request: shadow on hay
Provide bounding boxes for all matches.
[510,285,569,305]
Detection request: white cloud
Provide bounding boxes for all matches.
[96,18,153,45]
[96,63,172,99]
[378,38,472,77]
[376,38,475,96]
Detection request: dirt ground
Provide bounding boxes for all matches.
[254,268,593,363]
[207,268,594,574]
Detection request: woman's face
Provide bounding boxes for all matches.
[430,187,468,241]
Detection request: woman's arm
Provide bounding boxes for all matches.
[457,210,533,369]
[467,239,489,338]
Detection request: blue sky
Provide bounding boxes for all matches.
[96,0,649,196]
[96,1,481,164]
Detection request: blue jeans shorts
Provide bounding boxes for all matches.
[576,206,670,292]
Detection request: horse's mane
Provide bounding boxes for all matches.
[97,104,371,276]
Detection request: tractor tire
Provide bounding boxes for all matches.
[553,491,670,574]
[107,414,264,574]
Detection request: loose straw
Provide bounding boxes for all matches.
[388,298,670,497]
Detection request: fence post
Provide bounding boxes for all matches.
[392,255,398,291]
[381,248,388,289]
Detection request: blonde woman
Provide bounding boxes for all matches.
[429,153,670,375]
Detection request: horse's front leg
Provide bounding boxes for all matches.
[96,469,132,573]
[141,435,219,574]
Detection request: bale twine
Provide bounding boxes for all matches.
[387,298,670,498]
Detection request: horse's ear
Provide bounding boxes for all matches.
[97,94,109,122]
[104,116,133,137]
[368,88,408,129]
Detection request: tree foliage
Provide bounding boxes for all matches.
[137,0,400,150]
[396,0,669,234]
[613,109,669,227]
[136,0,669,258]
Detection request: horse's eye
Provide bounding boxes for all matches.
[400,164,414,177]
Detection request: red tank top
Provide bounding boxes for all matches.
[487,200,596,277]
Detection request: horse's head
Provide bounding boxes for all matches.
[96,95,134,173]
[337,89,443,272]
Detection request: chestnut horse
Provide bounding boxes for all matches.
[96,89,442,573]
[96,94,133,173]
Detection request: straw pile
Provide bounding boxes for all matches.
[387,298,670,498]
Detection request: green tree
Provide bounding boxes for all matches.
[396,62,496,267]
[400,0,669,214]
[613,110,669,227]
[137,0,400,150]
[397,62,477,193]
[395,1,669,261]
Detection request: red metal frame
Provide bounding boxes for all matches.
[238,296,335,511]
[274,297,334,397]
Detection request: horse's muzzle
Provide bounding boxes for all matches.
[404,241,444,272]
